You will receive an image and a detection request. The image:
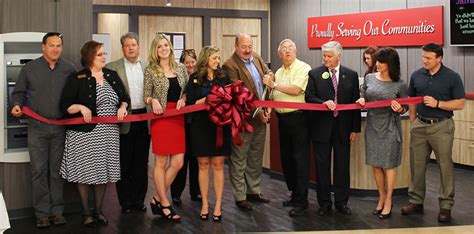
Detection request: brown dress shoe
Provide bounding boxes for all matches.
[247,193,270,203]
[235,200,253,210]
[401,203,424,215]
[438,208,451,222]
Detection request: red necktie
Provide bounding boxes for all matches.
[330,69,338,117]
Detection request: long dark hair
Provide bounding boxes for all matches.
[193,46,226,85]
[375,47,400,82]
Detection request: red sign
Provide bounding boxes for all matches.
[307,6,444,48]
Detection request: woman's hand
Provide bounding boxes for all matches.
[391,100,404,113]
[117,107,127,120]
[80,105,92,123]
[356,98,366,106]
[151,98,163,114]
[196,97,206,104]
[176,98,186,110]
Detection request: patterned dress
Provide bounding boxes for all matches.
[60,80,121,184]
[363,73,407,169]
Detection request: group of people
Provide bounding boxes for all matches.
[10,31,464,229]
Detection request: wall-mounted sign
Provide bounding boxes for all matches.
[307,6,444,48]
[450,0,474,46]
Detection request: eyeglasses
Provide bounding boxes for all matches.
[97,52,108,57]
[279,46,295,52]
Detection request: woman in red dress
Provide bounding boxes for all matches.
[143,34,188,221]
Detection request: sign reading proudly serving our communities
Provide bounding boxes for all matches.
[307,6,444,48]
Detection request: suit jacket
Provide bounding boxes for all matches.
[222,52,269,101]
[305,65,361,143]
[60,68,130,132]
[106,58,147,134]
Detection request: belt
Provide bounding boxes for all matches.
[417,115,451,124]
[131,108,147,114]
[276,110,304,117]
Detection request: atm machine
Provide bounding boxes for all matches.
[0,32,44,163]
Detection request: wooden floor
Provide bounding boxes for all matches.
[5,161,474,233]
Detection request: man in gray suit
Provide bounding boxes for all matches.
[106,32,150,214]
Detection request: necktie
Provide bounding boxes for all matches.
[330,69,338,117]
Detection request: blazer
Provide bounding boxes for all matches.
[60,68,130,132]
[143,63,188,110]
[305,65,361,143]
[222,52,269,100]
[106,58,146,134]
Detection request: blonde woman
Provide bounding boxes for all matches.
[185,46,231,222]
[143,34,188,221]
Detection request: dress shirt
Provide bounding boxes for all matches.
[124,58,145,109]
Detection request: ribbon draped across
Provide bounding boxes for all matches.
[21,94,424,145]
[205,80,255,147]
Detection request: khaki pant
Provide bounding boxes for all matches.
[229,119,267,201]
[409,118,455,209]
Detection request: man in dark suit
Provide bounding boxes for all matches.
[222,33,271,211]
[305,41,361,216]
[106,32,150,214]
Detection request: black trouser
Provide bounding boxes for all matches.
[312,117,350,208]
[277,111,310,208]
[171,123,200,198]
[116,109,150,209]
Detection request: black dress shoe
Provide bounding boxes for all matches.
[282,198,296,207]
[172,197,182,206]
[336,205,352,215]
[317,206,332,216]
[133,204,147,212]
[191,195,202,202]
[235,200,253,210]
[247,193,270,203]
[289,206,307,217]
[122,208,131,214]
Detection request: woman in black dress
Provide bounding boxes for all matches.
[185,46,231,222]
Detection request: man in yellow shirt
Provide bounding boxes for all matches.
[263,39,311,217]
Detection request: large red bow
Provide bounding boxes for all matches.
[206,80,255,148]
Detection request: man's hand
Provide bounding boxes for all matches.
[423,96,438,108]
[11,105,22,117]
[117,107,127,121]
[349,132,357,142]
[323,100,337,110]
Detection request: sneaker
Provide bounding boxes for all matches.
[51,214,67,225]
[36,216,50,228]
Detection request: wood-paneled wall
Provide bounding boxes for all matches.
[1,0,92,67]
[93,0,270,10]
[98,13,129,61]
[270,0,474,92]
[139,15,202,63]
[210,18,261,62]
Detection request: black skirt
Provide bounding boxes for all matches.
[188,110,231,157]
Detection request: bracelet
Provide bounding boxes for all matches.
[436,100,440,108]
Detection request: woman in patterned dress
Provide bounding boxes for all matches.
[356,47,407,219]
[60,41,130,226]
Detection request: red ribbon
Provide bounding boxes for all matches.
[206,80,255,148]
[21,96,423,130]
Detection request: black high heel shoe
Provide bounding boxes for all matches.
[373,207,383,215]
[150,196,161,215]
[94,213,108,225]
[160,204,181,222]
[378,205,393,219]
[212,214,222,222]
[200,213,209,220]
